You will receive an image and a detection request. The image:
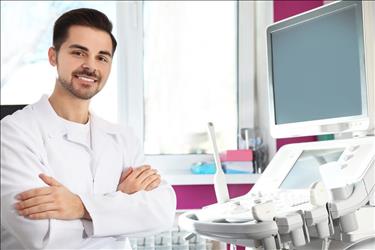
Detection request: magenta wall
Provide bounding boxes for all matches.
[274,0,324,22]
[173,184,253,210]
[277,136,317,150]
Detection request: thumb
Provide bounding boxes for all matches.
[39,173,61,187]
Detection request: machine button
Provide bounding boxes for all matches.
[340,163,348,169]
[341,154,353,161]
[347,145,359,152]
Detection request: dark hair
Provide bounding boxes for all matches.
[53,8,117,54]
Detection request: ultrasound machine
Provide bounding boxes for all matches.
[179,1,375,249]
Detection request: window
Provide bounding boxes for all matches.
[1,1,118,123]
[143,1,238,154]
[119,1,255,161]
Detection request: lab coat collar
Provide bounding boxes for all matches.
[32,95,121,139]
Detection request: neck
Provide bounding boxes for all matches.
[49,83,90,124]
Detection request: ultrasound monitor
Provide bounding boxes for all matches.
[266,0,374,138]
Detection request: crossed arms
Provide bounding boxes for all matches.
[14,166,161,220]
[1,117,176,249]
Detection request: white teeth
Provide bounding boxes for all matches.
[78,76,95,82]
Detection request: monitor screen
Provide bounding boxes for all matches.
[267,1,374,138]
[279,148,344,189]
[271,4,364,124]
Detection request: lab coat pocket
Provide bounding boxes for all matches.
[44,219,85,249]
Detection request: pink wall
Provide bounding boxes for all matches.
[274,0,324,22]
[173,184,252,210]
[277,136,317,150]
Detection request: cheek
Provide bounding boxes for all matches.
[57,59,81,75]
[99,65,112,81]
[57,66,73,80]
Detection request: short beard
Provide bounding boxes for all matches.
[58,76,100,100]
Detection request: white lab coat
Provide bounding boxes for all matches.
[1,95,177,249]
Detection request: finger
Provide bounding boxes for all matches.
[145,178,161,191]
[18,203,58,216]
[145,181,161,191]
[132,165,151,178]
[39,174,61,187]
[119,167,133,183]
[15,195,54,210]
[142,174,160,190]
[138,169,158,183]
[16,187,52,201]
[27,210,60,220]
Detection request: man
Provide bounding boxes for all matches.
[1,8,176,249]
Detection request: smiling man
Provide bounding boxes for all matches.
[1,8,176,249]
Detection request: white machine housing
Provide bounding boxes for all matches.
[252,137,374,198]
[179,137,375,249]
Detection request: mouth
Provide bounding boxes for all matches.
[73,74,98,84]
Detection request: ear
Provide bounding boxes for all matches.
[48,47,57,66]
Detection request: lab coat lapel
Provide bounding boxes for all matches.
[64,129,90,151]
[89,114,121,179]
[36,96,90,150]
[89,116,101,178]
[33,95,90,149]
[33,95,67,136]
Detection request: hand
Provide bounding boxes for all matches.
[117,165,161,194]
[14,174,88,220]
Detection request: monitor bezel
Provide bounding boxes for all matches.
[266,0,375,139]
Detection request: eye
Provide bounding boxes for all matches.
[71,50,85,57]
[97,55,109,63]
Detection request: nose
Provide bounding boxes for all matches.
[81,55,98,72]
[81,63,96,74]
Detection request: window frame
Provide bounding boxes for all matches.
[116,1,256,170]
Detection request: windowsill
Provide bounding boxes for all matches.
[160,168,261,185]
[148,154,260,185]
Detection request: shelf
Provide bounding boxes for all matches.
[159,168,260,185]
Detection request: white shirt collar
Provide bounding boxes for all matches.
[32,95,121,137]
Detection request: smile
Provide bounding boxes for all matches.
[74,74,98,83]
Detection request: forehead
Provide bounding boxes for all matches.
[61,25,113,54]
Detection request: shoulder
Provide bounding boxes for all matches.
[1,104,44,150]
[1,104,37,131]
[1,95,51,130]
[1,96,55,145]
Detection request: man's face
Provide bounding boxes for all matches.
[49,25,113,100]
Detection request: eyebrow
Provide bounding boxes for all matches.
[68,44,113,58]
